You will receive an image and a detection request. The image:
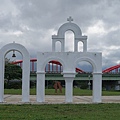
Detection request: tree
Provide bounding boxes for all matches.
[4,63,22,88]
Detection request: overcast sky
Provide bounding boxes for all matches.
[0,0,120,70]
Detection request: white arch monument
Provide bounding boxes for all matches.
[0,42,30,102]
[52,16,87,52]
[37,17,102,103]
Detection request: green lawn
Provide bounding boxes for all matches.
[4,88,120,96]
[0,104,120,120]
[2,89,120,120]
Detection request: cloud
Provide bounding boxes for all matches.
[0,0,120,69]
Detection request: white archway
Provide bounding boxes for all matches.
[74,56,102,103]
[37,17,102,103]
[36,53,66,102]
[0,43,30,102]
[52,17,87,52]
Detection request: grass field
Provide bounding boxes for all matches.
[0,104,120,120]
[2,88,120,120]
[4,88,120,96]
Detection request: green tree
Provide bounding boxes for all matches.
[4,63,22,88]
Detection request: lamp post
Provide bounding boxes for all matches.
[88,75,91,90]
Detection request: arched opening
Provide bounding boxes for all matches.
[44,60,65,103]
[77,61,93,73]
[45,61,63,73]
[65,31,74,52]
[78,41,83,52]
[55,41,61,52]
[4,51,23,98]
[74,61,93,102]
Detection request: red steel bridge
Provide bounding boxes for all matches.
[12,58,120,73]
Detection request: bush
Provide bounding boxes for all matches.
[4,80,22,89]
[4,80,36,89]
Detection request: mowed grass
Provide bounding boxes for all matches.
[4,88,120,96]
[0,104,120,120]
[2,89,120,120]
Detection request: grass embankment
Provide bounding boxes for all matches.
[0,104,120,120]
[4,88,120,96]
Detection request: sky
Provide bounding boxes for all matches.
[0,0,120,70]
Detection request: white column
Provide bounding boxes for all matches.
[0,78,4,102]
[74,39,78,52]
[22,56,30,102]
[83,40,87,52]
[22,74,30,102]
[0,56,5,102]
[65,78,74,103]
[0,67,4,102]
[61,39,64,52]
[92,73,102,103]
[63,73,75,103]
[52,40,55,52]
[36,72,45,102]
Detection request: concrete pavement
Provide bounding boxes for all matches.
[0,95,120,104]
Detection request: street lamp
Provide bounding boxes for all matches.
[88,75,91,90]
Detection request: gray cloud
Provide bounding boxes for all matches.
[0,0,120,69]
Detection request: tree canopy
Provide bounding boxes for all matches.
[5,63,22,80]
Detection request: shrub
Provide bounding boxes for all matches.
[4,80,22,89]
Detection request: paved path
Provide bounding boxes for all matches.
[0,95,120,104]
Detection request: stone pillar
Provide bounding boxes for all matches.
[83,40,87,52]
[22,75,30,102]
[92,73,102,103]
[0,78,4,102]
[61,39,64,52]
[52,35,56,52]
[0,56,4,102]
[36,72,45,102]
[63,73,75,103]
[74,39,78,52]
[52,40,55,52]
[22,60,30,102]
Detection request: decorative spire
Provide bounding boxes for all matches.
[67,16,73,23]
